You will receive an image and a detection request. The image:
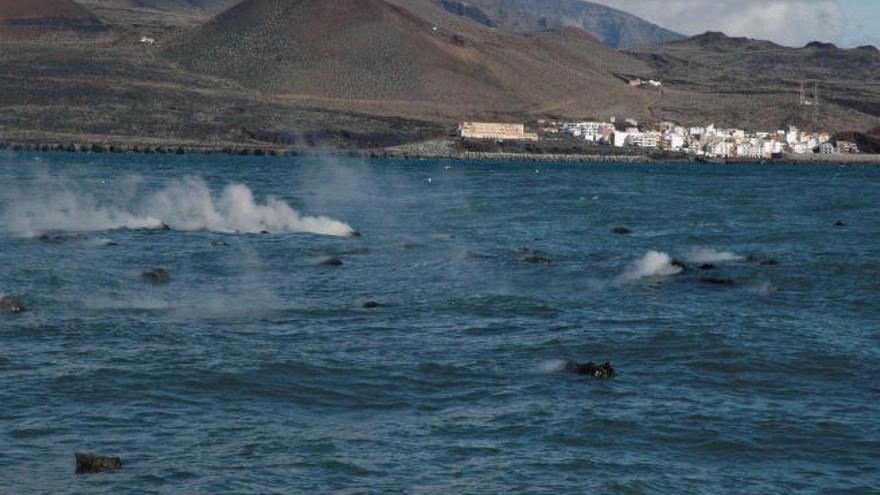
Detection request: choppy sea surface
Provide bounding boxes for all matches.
[0,151,878,494]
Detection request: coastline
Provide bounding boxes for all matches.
[2,139,879,166]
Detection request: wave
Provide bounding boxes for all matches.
[619,250,683,281]
[537,360,568,373]
[684,247,744,263]
[1,175,355,237]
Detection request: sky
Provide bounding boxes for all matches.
[591,0,880,47]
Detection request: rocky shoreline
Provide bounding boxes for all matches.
[2,140,878,166]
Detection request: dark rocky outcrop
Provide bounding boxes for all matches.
[141,268,171,284]
[319,256,343,266]
[698,263,716,271]
[0,295,25,314]
[700,277,736,286]
[611,227,632,235]
[564,361,615,379]
[75,453,122,474]
[671,259,688,271]
[362,301,384,309]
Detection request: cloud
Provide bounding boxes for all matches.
[592,0,845,47]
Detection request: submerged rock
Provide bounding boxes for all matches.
[141,269,171,284]
[320,256,343,266]
[524,254,550,264]
[698,263,717,271]
[671,259,688,271]
[362,301,384,309]
[75,453,122,474]
[611,227,632,235]
[700,277,736,286]
[38,233,91,244]
[564,361,615,379]
[834,220,847,227]
[342,247,371,255]
[747,255,778,266]
[0,296,25,314]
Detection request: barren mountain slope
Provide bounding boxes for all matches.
[162,0,656,120]
[628,32,880,132]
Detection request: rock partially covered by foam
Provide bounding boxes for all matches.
[564,361,615,379]
[0,295,25,314]
[75,453,122,474]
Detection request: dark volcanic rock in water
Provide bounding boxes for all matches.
[75,453,122,474]
[698,263,717,271]
[38,233,90,244]
[141,268,171,284]
[747,255,778,266]
[564,361,615,379]
[700,277,736,286]
[611,227,632,235]
[0,295,25,314]
[834,220,847,227]
[362,301,384,309]
[320,256,343,266]
[671,259,688,271]
[524,254,550,264]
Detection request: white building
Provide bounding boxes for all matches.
[706,141,733,158]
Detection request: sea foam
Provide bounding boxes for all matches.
[1,175,355,237]
[619,250,683,281]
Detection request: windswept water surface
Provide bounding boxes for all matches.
[1,152,878,494]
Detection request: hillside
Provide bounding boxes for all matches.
[162,0,656,121]
[627,32,880,132]
[434,0,683,48]
[0,0,106,36]
[77,0,241,27]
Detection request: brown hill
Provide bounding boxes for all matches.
[0,0,105,37]
[627,32,880,132]
[0,0,96,20]
[77,0,241,27]
[162,0,655,121]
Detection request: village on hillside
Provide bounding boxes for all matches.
[460,120,861,159]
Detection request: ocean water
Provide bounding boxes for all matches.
[0,151,878,494]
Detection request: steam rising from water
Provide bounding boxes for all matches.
[684,247,744,263]
[1,175,355,237]
[619,250,683,281]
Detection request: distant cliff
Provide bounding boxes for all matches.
[434,0,683,48]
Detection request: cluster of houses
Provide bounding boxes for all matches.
[559,120,859,158]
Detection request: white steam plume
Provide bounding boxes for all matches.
[683,247,744,263]
[1,175,355,237]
